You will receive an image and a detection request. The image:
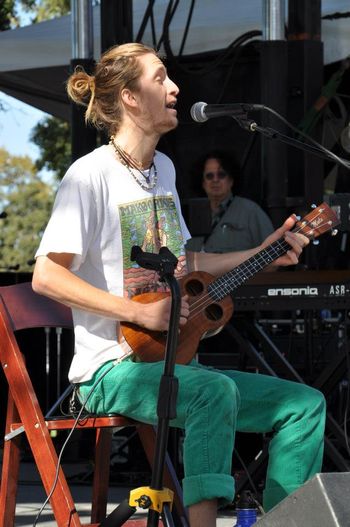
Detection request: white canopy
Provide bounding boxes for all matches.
[0,0,349,118]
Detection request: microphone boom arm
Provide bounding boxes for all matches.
[247,121,350,168]
[190,101,350,169]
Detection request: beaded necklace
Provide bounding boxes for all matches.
[109,136,158,191]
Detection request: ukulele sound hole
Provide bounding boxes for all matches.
[204,303,223,321]
[184,278,205,297]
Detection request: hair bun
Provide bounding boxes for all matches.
[67,67,95,105]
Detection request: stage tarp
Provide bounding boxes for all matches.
[0,1,349,119]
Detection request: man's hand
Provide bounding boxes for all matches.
[261,215,309,267]
[135,295,190,332]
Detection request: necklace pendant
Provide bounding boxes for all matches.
[109,137,158,191]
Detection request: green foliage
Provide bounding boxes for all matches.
[20,0,70,23]
[0,0,15,30]
[17,0,100,23]
[0,0,71,28]
[0,148,54,272]
[1,0,99,30]
[30,116,71,180]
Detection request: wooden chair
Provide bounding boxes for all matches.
[0,282,188,527]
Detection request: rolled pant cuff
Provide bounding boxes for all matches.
[182,473,235,507]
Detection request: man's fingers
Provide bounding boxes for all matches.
[285,231,309,251]
[286,249,299,264]
[278,214,297,236]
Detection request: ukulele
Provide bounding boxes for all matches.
[121,203,340,364]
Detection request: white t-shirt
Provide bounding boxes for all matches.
[36,144,191,383]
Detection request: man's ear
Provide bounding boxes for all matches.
[121,88,138,109]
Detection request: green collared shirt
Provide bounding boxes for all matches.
[186,195,274,253]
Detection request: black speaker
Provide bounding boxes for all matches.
[255,473,350,526]
[181,198,211,237]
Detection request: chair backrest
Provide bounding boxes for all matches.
[0,282,74,424]
[0,282,73,332]
[0,282,82,526]
[0,281,188,526]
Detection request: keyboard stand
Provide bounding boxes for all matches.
[222,314,350,494]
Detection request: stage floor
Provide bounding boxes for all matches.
[13,462,239,526]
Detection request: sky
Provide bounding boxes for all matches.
[0,6,48,167]
[0,91,56,185]
[0,91,46,161]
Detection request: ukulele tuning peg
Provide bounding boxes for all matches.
[312,239,320,245]
[311,204,317,209]
[331,229,338,236]
[295,215,301,221]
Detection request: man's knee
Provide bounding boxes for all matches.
[205,374,240,410]
[294,384,326,419]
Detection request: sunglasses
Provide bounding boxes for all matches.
[203,170,228,181]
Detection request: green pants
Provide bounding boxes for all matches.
[78,358,325,510]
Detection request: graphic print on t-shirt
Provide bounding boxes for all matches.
[119,196,187,298]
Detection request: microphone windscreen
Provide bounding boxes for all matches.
[190,102,207,123]
[340,124,350,153]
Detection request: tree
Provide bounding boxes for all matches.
[0,1,15,30]
[0,1,43,29]
[0,1,70,27]
[19,0,70,23]
[0,148,54,272]
[31,116,71,180]
[23,0,72,180]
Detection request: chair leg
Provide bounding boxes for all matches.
[0,339,84,526]
[91,427,113,523]
[27,427,85,527]
[0,394,21,527]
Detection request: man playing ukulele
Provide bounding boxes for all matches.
[33,43,326,527]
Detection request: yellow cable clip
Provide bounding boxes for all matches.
[129,486,174,513]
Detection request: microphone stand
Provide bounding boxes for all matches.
[100,246,186,527]
[231,113,350,168]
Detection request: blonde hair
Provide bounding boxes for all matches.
[66,42,157,135]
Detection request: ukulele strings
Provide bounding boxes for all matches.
[186,212,329,323]
[187,237,289,320]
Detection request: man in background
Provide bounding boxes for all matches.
[186,150,274,253]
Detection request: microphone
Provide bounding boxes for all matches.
[190,101,262,123]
